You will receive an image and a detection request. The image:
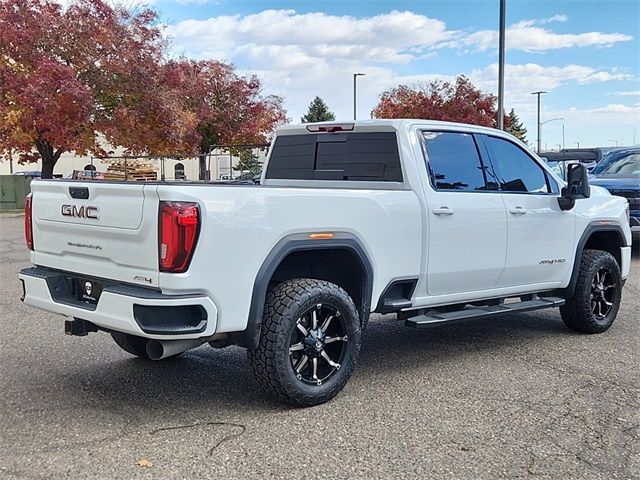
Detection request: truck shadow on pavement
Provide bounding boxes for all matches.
[57,310,580,412]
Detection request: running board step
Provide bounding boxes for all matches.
[380,297,413,313]
[405,297,565,328]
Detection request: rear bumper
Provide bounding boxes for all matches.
[19,267,218,340]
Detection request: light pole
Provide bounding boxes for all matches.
[575,142,580,148]
[541,117,563,152]
[497,0,506,130]
[607,139,619,146]
[353,73,366,120]
[531,91,547,153]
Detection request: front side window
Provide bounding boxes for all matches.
[422,131,488,191]
[483,136,549,193]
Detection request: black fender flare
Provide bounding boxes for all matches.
[231,232,374,349]
[555,221,629,298]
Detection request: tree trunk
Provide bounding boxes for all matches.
[198,153,208,181]
[35,139,63,179]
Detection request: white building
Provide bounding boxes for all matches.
[1,146,269,181]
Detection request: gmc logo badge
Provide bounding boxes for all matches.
[61,204,99,219]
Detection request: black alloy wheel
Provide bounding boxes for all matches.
[288,303,349,386]
[560,249,622,334]
[249,278,362,406]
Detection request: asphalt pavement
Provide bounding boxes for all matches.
[0,215,638,479]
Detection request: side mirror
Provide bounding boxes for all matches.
[558,163,590,211]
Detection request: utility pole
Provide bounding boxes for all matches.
[531,91,546,153]
[353,73,366,120]
[497,0,506,130]
[562,122,565,150]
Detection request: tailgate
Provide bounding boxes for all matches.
[30,181,160,287]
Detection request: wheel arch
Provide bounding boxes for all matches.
[231,232,374,349]
[556,221,628,298]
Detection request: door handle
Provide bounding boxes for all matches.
[509,207,527,215]
[433,207,454,216]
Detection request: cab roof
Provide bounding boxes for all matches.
[276,119,508,137]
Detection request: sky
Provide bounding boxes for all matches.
[149,0,638,149]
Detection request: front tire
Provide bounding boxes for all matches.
[560,249,622,334]
[248,279,362,406]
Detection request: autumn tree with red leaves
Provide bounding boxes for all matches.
[0,0,287,179]
[0,0,168,178]
[162,59,287,178]
[372,76,510,128]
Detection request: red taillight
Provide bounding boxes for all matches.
[25,193,34,250]
[158,201,200,273]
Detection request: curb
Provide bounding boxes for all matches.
[0,211,24,218]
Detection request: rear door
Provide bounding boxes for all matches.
[478,134,575,288]
[31,181,161,287]
[420,131,508,296]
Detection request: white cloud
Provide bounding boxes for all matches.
[462,63,632,101]
[175,0,212,5]
[169,9,456,63]
[168,9,633,63]
[166,9,638,146]
[552,104,640,130]
[459,19,632,52]
[607,90,640,96]
[539,14,569,24]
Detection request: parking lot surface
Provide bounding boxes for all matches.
[0,215,638,479]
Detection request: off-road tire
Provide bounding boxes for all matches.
[111,332,150,358]
[560,249,622,334]
[248,278,362,406]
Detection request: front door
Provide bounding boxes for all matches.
[479,134,575,288]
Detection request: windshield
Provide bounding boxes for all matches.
[591,152,640,176]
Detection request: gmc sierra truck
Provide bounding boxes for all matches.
[20,120,632,406]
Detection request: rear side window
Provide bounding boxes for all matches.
[265,132,402,182]
[483,136,549,193]
[422,131,488,191]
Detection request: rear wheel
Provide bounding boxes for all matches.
[560,249,622,334]
[111,332,150,358]
[248,278,362,406]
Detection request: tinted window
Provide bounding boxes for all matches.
[484,136,549,193]
[265,132,402,182]
[422,132,487,191]
[593,151,640,175]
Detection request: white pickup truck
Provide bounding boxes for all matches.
[20,120,632,406]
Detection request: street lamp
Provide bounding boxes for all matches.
[531,91,547,153]
[607,139,619,146]
[353,73,366,120]
[541,117,564,151]
[497,0,506,130]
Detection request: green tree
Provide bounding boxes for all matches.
[233,147,263,177]
[301,96,336,123]
[506,109,528,143]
